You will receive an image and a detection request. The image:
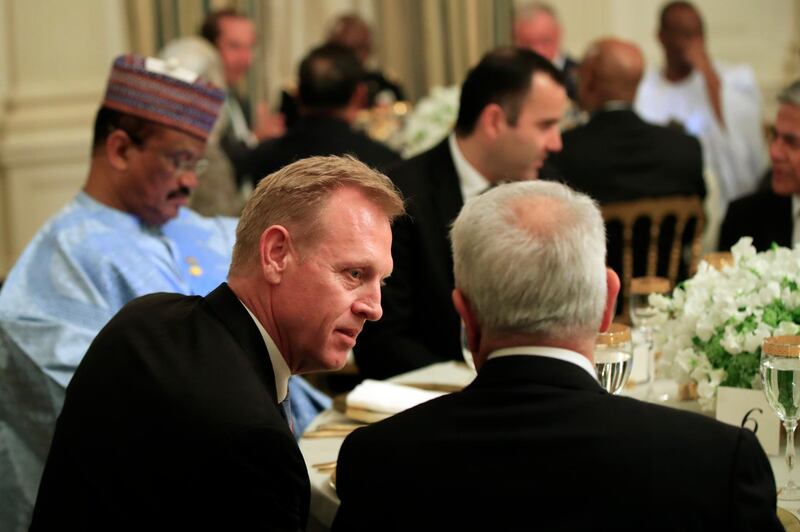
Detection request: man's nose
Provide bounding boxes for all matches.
[548,129,563,153]
[179,169,199,190]
[353,287,383,322]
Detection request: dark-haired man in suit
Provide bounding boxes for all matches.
[334,180,781,531]
[720,79,800,251]
[246,43,399,185]
[354,46,567,379]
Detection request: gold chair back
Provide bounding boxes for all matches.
[601,195,705,317]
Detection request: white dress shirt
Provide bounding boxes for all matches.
[487,345,598,380]
[448,133,490,202]
[240,301,290,403]
[792,195,800,247]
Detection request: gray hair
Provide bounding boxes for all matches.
[450,181,607,339]
[514,1,559,22]
[778,79,800,107]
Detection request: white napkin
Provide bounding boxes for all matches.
[346,379,446,414]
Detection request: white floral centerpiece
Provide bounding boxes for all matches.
[651,237,800,411]
[399,85,460,158]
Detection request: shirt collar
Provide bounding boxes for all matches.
[239,300,290,403]
[553,53,566,71]
[599,101,633,112]
[487,345,597,380]
[449,133,490,202]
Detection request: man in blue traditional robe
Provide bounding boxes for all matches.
[0,54,328,532]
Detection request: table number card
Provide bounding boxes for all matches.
[716,386,780,455]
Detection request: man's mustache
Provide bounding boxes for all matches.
[167,186,191,200]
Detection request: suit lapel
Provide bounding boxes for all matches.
[428,139,464,233]
[201,282,280,405]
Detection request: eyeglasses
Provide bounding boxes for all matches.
[768,126,800,151]
[158,152,209,177]
[123,129,209,176]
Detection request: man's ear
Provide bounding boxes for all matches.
[350,82,368,110]
[259,225,294,284]
[477,103,507,140]
[599,268,621,332]
[452,288,480,355]
[106,130,134,171]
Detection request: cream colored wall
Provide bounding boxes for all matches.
[0,0,127,276]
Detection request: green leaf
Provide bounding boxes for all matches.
[781,277,799,292]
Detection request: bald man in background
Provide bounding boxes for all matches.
[547,38,705,301]
[548,38,704,204]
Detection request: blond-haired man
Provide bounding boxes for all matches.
[31,156,403,530]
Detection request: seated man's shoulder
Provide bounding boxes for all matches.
[387,140,449,190]
[614,394,747,444]
[728,186,784,215]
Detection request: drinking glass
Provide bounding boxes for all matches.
[761,335,800,500]
[629,276,670,397]
[595,323,633,394]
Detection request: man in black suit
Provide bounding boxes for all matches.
[29,156,404,530]
[333,180,781,531]
[720,79,800,251]
[354,47,567,379]
[250,44,400,184]
[549,38,705,204]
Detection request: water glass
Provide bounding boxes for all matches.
[629,277,670,397]
[595,323,633,394]
[761,335,800,500]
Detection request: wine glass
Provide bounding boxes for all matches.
[761,335,800,500]
[594,323,633,394]
[629,277,670,396]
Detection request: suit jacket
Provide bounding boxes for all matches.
[30,283,309,531]
[354,139,463,379]
[333,355,781,531]
[548,108,706,204]
[245,116,400,185]
[719,185,792,251]
[562,55,579,101]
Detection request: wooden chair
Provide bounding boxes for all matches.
[601,195,705,318]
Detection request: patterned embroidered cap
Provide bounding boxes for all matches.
[102,54,225,141]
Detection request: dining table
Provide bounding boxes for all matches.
[299,360,800,532]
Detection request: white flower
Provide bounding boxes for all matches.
[653,238,800,411]
[399,86,460,158]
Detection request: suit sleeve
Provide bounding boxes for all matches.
[729,429,782,531]
[331,430,382,531]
